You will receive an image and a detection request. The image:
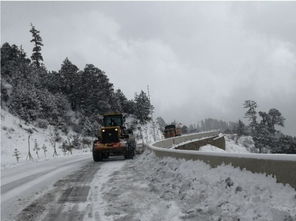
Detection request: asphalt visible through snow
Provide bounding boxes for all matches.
[1,154,126,221]
[17,161,100,221]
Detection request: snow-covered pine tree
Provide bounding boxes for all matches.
[58,58,79,110]
[30,24,43,67]
[13,148,21,162]
[77,64,121,117]
[268,108,285,134]
[115,89,127,112]
[42,144,47,158]
[235,119,246,143]
[156,116,166,131]
[1,43,30,83]
[248,106,286,153]
[9,81,41,122]
[277,135,296,154]
[114,89,137,115]
[33,139,40,159]
[243,100,258,134]
[238,120,246,134]
[134,90,152,124]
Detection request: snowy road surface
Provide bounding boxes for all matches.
[2,151,296,221]
[1,153,126,221]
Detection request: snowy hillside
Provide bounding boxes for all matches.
[1,109,92,169]
[1,109,163,168]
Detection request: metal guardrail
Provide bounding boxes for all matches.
[153,131,220,148]
[148,131,296,189]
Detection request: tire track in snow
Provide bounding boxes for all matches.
[13,158,126,221]
[1,157,89,194]
[1,157,90,202]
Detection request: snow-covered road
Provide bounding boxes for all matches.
[1,153,127,221]
[2,150,296,221]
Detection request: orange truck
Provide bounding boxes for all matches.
[93,113,136,161]
[164,124,182,138]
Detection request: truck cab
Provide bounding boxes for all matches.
[164,124,182,138]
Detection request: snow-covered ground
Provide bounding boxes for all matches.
[199,144,226,152]
[1,154,91,221]
[134,120,164,145]
[1,109,92,169]
[1,108,164,169]
[0,109,162,172]
[199,136,253,153]
[2,110,296,220]
[169,133,253,154]
[225,135,255,153]
[99,151,296,221]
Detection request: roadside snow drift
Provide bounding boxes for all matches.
[100,151,296,221]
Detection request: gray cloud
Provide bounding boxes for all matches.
[2,2,296,135]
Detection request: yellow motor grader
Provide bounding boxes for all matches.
[93,113,136,161]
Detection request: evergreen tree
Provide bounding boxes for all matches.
[79,64,114,116]
[276,135,296,154]
[254,109,285,153]
[268,108,285,134]
[124,99,136,115]
[235,119,246,143]
[243,100,287,153]
[253,122,273,153]
[115,89,130,113]
[1,43,31,83]
[156,117,166,131]
[13,148,21,163]
[33,139,40,159]
[134,90,152,124]
[30,24,43,67]
[58,58,79,110]
[236,120,246,137]
[243,100,258,134]
[9,81,41,122]
[42,144,48,158]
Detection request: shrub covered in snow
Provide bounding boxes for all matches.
[35,119,49,129]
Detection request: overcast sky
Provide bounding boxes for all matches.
[2,2,296,135]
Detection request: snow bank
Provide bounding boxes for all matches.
[133,151,296,220]
[199,144,225,153]
[225,135,254,153]
[196,136,251,154]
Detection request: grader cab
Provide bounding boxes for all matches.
[92,113,136,161]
